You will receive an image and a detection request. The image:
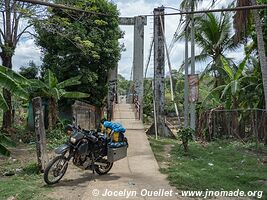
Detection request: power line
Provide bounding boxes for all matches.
[142,4,267,17]
[14,0,267,17]
[163,0,222,68]
[15,0,113,16]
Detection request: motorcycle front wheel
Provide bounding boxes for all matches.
[44,155,69,185]
[95,158,113,175]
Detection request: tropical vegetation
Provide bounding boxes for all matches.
[0,0,266,198]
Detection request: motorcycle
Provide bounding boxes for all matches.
[44,124,121,185]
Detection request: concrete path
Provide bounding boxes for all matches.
[81,103,182,200]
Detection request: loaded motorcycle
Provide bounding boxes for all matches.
[44,123,127,185]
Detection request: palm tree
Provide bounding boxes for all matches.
[234,0,267,109]
[31,69,89,129]
[176,12,239,86]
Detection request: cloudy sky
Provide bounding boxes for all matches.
[10,0,237,79]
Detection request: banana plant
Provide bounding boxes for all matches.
[203,56,250,109]
[0,66,32,156]
[31,69,89,129]
[0,65,30,111]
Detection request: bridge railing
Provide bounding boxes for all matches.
[133,92,141,120]
[131,85,141,120]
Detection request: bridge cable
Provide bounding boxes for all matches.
[144,37,154,79]
[159,15,181,125]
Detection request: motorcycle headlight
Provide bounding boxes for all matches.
[66,130,72,136]
[70,137,77,144]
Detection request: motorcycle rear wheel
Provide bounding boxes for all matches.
[95,158,113,175]
[44,155,68,185]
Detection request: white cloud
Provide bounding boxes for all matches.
[13,38,42,71]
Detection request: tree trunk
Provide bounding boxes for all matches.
[1,53,13,130]
[1,1,14,130]
[251,0,267,145]
[251,0,267,110]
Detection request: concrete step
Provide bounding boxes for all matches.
[113,119,144,130]
[114,103,133,110]
[113,111,136,119]
[114,107,135,112]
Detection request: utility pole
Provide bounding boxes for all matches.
[184,12,189,128]
[190,3,196,130]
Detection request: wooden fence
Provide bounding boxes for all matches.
[197,109,267,143]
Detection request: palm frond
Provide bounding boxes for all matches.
[178,53,210,73]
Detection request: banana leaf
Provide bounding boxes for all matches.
[0,143,10,156]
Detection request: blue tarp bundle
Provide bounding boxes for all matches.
[108,141,128,148]
[103,121,113,129]
[103,121,126,133]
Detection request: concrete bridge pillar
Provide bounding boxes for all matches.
[113,16,147,121]
[133,16,147,121]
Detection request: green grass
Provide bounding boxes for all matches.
[0,161,52,200]
[149,137,267,198]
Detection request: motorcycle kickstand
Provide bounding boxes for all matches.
[91,155,96,182]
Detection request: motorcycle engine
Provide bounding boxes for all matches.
[73,153,92,169]
[73,153,85,166]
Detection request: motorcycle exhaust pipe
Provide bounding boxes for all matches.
[94,162,108,167]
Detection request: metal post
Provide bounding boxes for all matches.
[190,6,196,130]
[152,81,158,140]
[184,13,189,127]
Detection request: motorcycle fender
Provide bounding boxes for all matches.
[55,144,70,155]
